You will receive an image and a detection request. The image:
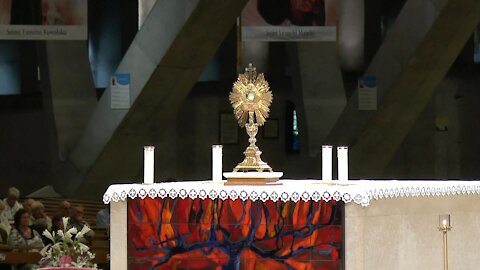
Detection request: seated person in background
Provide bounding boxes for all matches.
[50,215,63,232]
[0,202,9,270]
[22,198,35,215]
[22,198,35,226]
[0,200,11,235]
[96,205,110,228]
[30,201,52,241]
[0,228,6,244]
[7,209,44,252]
[0,229,8,270]
[57,200,71,217]
[96,205,110,236]
[2,187,23,225]
[69,204,94,242]
[0,212,7,244]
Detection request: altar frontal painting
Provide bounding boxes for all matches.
[127,197,342,270]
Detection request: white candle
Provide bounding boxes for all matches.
[337,146,349,182]
[212,145,223,181]
[144,146,155,184]
[322,145,333,181]
[439,214,450,228]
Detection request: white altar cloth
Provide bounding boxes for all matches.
[103,179,480,207]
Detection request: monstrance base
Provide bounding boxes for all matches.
[233,163,273,173]
[223,171,283,185]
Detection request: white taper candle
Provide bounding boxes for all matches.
[144,146,155,184]
[322,145,333,181]
[212,145,223,181]
[337,146,349,181]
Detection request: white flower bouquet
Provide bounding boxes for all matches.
[38,217,97,269]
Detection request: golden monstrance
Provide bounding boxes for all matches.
[223,64,283,185]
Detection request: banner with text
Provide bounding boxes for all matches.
[0,0,87,40]
[241,0,336,41]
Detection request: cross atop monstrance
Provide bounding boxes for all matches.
[224,63,283,185]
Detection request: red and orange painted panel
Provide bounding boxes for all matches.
[128,197,342,270]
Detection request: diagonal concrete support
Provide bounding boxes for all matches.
[327,0,480,178]
[69,0,247,199]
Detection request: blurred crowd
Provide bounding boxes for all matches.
[0,186,104,251]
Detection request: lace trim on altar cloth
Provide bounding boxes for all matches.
[102,180,480,207]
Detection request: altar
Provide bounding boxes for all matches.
[103,179,480,270]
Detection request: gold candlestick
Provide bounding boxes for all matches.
[438,214,452,270]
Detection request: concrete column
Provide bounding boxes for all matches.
[289,42,346,158]
[38,41,97,194]
[42,41,97,160]
[338,0,365,72]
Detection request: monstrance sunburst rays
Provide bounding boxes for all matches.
[229,66,273,127]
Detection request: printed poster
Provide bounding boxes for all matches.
[0,0,87,40]
[358,75,377,111]
[111,73,131,110]
[241,0,337,41]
